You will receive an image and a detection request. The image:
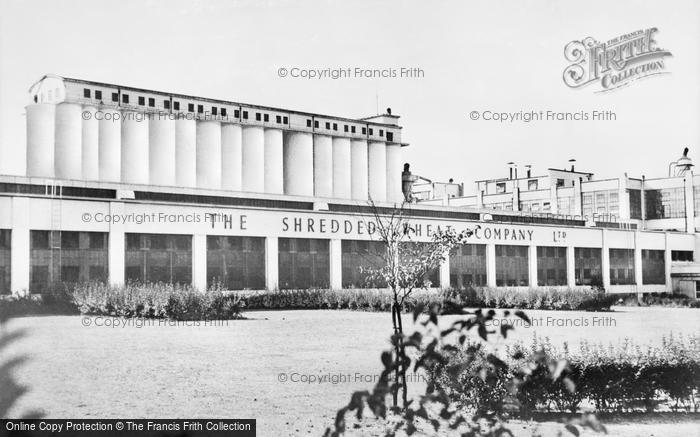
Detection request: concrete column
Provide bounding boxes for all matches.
[550,184,559,215]
[601,229,611,289]
[284,132,314,196]
[684,174,695,233]
[529,244,538,288]
[664,232,672,292]
[567,245,576,288]
[108,202,125,287]
[332,137,352,199]
[54,102,83,180]
[634,232,643,288]
[10,198,30,295]
[314,135,333,198]
[641,176,647,223]
[149,117,176,186]
[175,119,197,187]
[385,144,403,204]
[221,124,243,191]
[196,120,222,189]
[486,243,497,287]
[25,103,55,178]
[476,189,484,209]
[573,178,583,217]
[192,233,207,292]
[242,126,265,192]
[264,128,284,194]
[10,228,29,296]
[330,239,342,290]
[98,108,121,182]
[265,237,279,291]
[121,112,149,184]
[368,141,387,202]
[512,187,520,211]
[81,105,99,180]
[618,176,630,221]
[439,253,450,289]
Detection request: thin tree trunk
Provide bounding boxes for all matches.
[396,305,408,409]
[391,299,400,408]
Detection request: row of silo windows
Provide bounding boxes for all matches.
[82,88,394,140]
[304,120,393,140]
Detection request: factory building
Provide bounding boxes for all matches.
[417,153,700,295]
[0,75,698,297]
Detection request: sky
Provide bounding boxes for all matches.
[0,0,698,190]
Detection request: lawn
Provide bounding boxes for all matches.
[3,307,699,436]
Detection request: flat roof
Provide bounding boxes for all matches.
[35,74,404,130]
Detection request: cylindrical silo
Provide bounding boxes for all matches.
[26,103,55,178]
[175,118,197,187]
[242,126,265,192]
[283,131,313,196]
[264,128,284,194]
[81,105,99,180]
[196,120,222,189]
[221,124,242,191]
[350,139,369,200]
[332,137,352,199]
[385,143,403,203]
[98,108,121,182]
[54,102,83,180]
[121,112,149,184]
[368,141,387,202]
[149,116,176,186]
[313,134,333,197]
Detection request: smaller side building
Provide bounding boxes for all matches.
[415,152,700,297]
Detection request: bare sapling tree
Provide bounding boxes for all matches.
[359,200,478,410]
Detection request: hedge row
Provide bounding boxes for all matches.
[71,283,244,320]
[431,334,700,416]
[0,284,627,319]
[239,287,618,312]
[614,292,700,308]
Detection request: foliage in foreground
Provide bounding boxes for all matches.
[325,304,606,437]
[71,282,245,320]
[432,334,700,418]
[0,312,43,418]
[240,286,618,313]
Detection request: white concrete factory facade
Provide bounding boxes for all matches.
[0,75,698,297]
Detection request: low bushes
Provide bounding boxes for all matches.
[239,287,618,312]
[614,292,700,308]
[430,334,700,416]
[440,287,617,312]
[0,289,78,318]
[72,282,244,320]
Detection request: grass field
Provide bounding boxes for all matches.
[3,307,699,436]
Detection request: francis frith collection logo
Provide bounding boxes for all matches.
[563,28,672,92]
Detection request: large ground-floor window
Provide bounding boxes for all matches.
[537,246,567,286]
[125,233,191,285]
[30,230,108,293]
[278,238,329,289]
[642,249,665,285]
[207,236,265,290]
[341,240,386,288]
[450,244,487,288]
[574,247,602,286]
[0,229,10,294]
[610,248,635,285]
[495,245,529,287]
